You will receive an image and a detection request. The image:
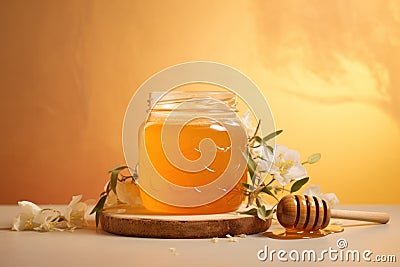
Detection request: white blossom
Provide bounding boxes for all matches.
[104,181,142,208]
[12,201,41,231]
[252,145,273,173]
[65,195,88,227]
[12,195,89,232]
[241,110,256,137]
[303,184,339,208]
[32,209,60,232]
[269,145,307,186]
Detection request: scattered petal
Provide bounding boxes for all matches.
[225,234,238,242]
[211,237,219,243]
[65,195,88,227]
[303,184,322,196]
[169,248,179,255]
[228,237,238,242]
[12,201,41,231]
[33,209,60,231]
[12,195,90,232]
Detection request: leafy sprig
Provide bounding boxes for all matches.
[90,166,138,228]
[241,122,321,221]
[91,124,321,225]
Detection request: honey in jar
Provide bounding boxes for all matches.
[138,91,248,214]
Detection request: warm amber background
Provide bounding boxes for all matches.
[0,0,399,204]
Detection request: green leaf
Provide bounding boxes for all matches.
[266,145,274,153]
[110,171,118,194]
[249,159,259,185]
[90,195,107,228]
[253,119,261,137]
[240,206,273,220]
[260,185,279,202]
[262,130,283,143]
[90,195,106,214]
[108,165,129,173]
[265,209,273,219]
[240,208,258,216]
[243,151,257,184]
[95,210,102,229]
[290,177,310,193]
[105,181,111,194]
[260,185,274,197]
[307,153,321,164]
[250,136,262,148]
[256,196,263,208]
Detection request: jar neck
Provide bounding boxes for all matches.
[147,91,239,121]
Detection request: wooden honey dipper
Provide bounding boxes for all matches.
[277,195,390,231]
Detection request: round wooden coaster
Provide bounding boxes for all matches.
[101,211,271,238]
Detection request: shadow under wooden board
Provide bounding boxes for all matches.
[101,211,272,239]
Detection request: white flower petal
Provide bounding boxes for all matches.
[285,164,307,181]
[256,158,272,173]
[274,173,291,186]
[269,145,308,186]
[65,195,85,222]
[104,190,118,208]
[18,201,41,215]
[285,149,301,163]
[275,145,301,163]
[12,196,89,232]
[33,209,58,225]
[64,195,88,227]
[274,145,288,156]
[251,146,263,158]
[241,110,256,137]
[31,209,60,231]
[116,182,142,206]
[268,165,280,176]
[11,201,42,231]
[11,216,23,231]
[68,195,83,207]
[303,185,339,208]
[322,193,339,208]
[253,147,273,173]
[303,184,322,196]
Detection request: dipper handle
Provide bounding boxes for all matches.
[330,209,389,224]
[277,195,390,231]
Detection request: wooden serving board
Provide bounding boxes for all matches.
[101,210,271,239]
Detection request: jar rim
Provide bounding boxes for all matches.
[148,91,238,113]
[149,90,235,102]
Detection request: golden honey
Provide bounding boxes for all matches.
[264,225,344,240]
[137,91,247,214]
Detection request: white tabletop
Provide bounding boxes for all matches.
[1,205,398,267]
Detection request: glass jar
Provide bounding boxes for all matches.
[138,91,248,214]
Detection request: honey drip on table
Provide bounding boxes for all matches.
[265,225,344,239]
